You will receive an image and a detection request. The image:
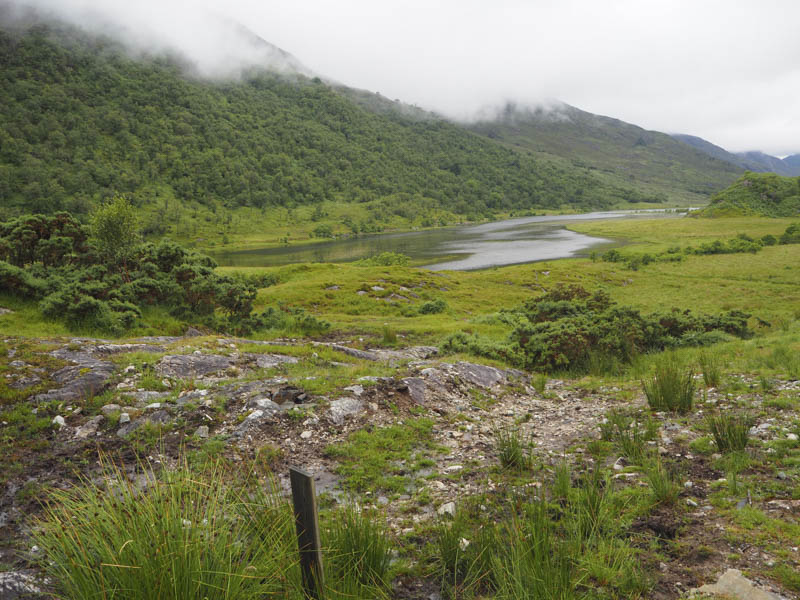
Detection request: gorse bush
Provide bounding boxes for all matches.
[0,212,306,335]
[419,298,447,314]
[508,284,750,373]
[354,252,411,267]
[642,356,695,414]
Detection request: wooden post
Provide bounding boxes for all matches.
[289,466,324,599]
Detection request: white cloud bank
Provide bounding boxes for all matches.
[9,0,800,155]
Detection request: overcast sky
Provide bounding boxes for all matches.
[13,0,800,156]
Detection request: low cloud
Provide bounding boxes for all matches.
[7,0,800,155]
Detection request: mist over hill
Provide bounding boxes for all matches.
[0,14,676,233]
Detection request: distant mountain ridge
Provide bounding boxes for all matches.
[467,102,742,203]
[672,134,800,177]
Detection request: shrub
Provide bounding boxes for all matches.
[642,357,695,413]
[89,195,141,267]
[441,331,519,364]
[509,285,751,374]
[355,252,410,266]
[707,414,751,453]
[419,298,447,314]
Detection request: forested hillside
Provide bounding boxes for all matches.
[0,21,665,235]
[696,172,800,217]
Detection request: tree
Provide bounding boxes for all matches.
[89,195,140,270]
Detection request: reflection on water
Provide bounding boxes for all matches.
[212,210,680,270]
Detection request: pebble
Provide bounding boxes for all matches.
[52,415,66,428]
[686,498,698,507]
[300,430,313,439]
[100,404,121,416]
[119,413,131,424]
[787,433,798,441]
[195,425,209,438]
[437,502,456,517]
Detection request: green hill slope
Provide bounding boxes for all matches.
[0,21,666,244]
[468,103,742,204]
[695,172,800,217]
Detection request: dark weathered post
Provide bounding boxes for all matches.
[289,466,324,599]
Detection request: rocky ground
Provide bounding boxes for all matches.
[1,332,798,599]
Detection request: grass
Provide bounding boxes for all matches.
[645,459,681,505]
[599,410,657,465]
[698,350,723,388]
[33,458,301,600]
[324,418,443,493]
[642,356,695,414]
[493,425,534,471]
[436,464,650,600]
[708,413,752,453]
[324,505,393,593]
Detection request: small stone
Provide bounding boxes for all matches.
[119,413,131,424]
[300,430,313,439]
[684,481,693,489]
[124,365,136,374]
[445,465,463,473]
[74,415,104,439]
[52,415,66,428]
[195,425,209,439]
[185,327,203,337]
[100,404,121,416]
[777,471,788,481]
[371,285,384,292]
[145,403,162,410]
[787,433,798,441]
[437,502,456,517]
[162,379,172,388]
[429,481,447,491]
[686,498,698,507]
[377,496,389,506]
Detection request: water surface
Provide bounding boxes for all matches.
[213,210,679,270]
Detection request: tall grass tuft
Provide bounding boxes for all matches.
[490,501,578,600]
[325,505,392,593]
[707,413,752,453]
[698,350,723,388]
[642,356,695,414]
[532,372,548,394]
[33,458,299,600]
[645,459,681,505]
[493,426,534,471]
[599,411,655,465]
